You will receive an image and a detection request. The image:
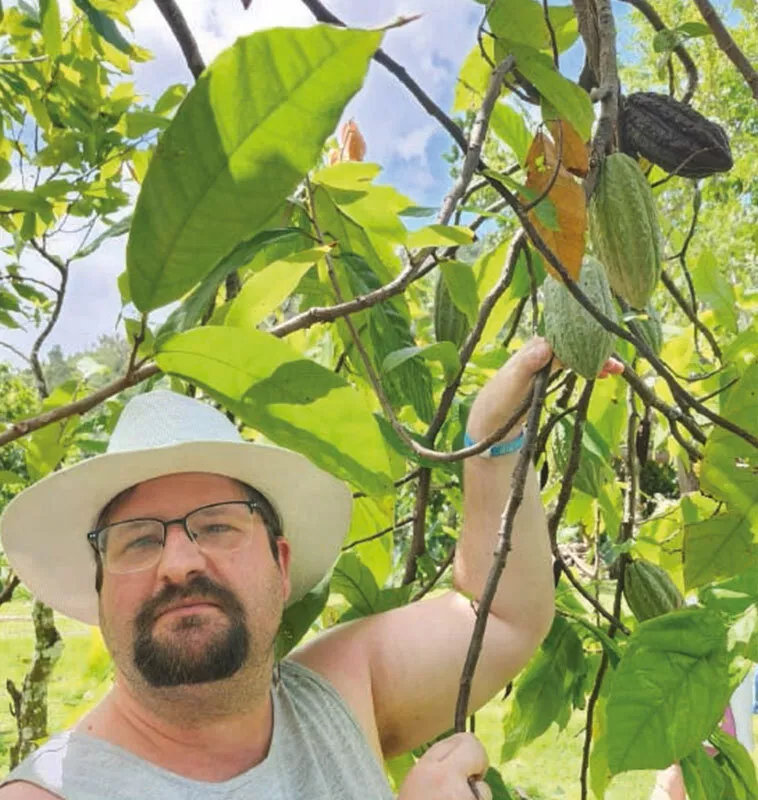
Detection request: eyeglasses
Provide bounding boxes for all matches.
[87,501,263,575]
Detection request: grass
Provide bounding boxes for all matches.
[1,599,755,798]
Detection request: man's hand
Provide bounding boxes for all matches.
[397,733,492,800]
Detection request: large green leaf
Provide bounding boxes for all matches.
[506,45,594,140]
[40,0,62,59]
[331,551,411,620]
[692,249,739,333]
[711,729,758,799]
[275,574,331,660]
[684,511,758,591]
[340,252,435,424]
[155,228,309,346]
[439,260,479,325]
[681,747,727,800]
[382,342,461,383]
[73,0,133,55]
[501,617,586,760]
[487,0,579,53]
[700,363,758,530]
[225,247,328,328]
[489,103,532,166]
[605,608,731,774]
[155,327,393,497]
[127,26,381,311]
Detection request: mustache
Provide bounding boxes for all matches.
[135,575,246,629]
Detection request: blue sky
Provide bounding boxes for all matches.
[3,0,600,364]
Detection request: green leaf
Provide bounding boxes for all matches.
[155,327,393,497]
[340,252,435,424]
[312,161,382,190]
[398,205,437,218]
[552,417,614,498]
[275,573,330,660]
[405,224,475,249]
[382,342,461,383]
[483,768,515,800]
[124,110,170,138]
[439,260,480,326]
[153,83,188,116]
[653,28,680,53]
[489,103,532,166]
[40,0,62,58]
[482,167,558,230]
[506,45,594,141]
[699,566,758,619]
[701,363,758,529]
[692,250,738,333]
[0,470,23,485]
[488,0,579,53]
[225,247,327,328]
[677,22,712,39]
[332,551,411,619]
[127,26,382,311]
[0,189,52,215]
[684,511,758,591]
[501,617,586,760]
[73,0,133,55]
[605,608,731,774]
[453,37,497,112]
[72,215,131,260]
[324,182,410,246]
[681,747,727,800]
[711,728,758,799]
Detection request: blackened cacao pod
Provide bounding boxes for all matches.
[589,153,662,310]
[623,559,683,622]
[620,92,732,179]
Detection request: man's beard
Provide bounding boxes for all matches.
[133,575,250,687]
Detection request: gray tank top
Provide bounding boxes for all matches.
[1,660,394,799]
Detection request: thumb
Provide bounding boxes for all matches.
[511,336,553,378]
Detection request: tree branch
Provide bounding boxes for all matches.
[402,469,432,585]
[690,0,758,100]
[153,0,206,80]
[341,515,415,552]
[454,367,551,731]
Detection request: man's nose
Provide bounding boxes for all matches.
[155,522,207,584]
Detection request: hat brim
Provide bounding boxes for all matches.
[0,441,352,625]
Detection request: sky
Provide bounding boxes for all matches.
[2,0,590,366]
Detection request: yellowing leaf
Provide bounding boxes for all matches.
[547,119,589,177]
[524,131,586,281]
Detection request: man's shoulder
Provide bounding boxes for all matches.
[0,781,62,799]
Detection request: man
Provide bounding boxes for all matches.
[0,338,617,798]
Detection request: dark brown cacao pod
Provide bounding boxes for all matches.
[619,92,732,179]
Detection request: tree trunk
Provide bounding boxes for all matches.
[8,600,63,768]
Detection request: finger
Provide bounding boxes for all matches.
[603,357,625,375]
[432,732,489,777]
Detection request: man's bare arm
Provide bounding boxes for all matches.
[0,783,62,799]
[296,339,556,756]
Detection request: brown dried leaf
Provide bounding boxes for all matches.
[548,119,589,177]
[524,131,587,281]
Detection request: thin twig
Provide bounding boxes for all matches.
[660,270,722,360]
[411,544,457,602]
[341,515,415,552]
[0,574,20,607]
[547,381,595,549]
[543,0,560,68]
[557,557,631,635]
[0,342,32,365]
[454,366,551,731]
[690,0,758,100]
[618,0,698,102]
[403,470,432,585]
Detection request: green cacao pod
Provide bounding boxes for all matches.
[620,92,732,179]
[630,305,663,356]
[589,153,662,310]
[623,559,683,622]
[543,256,617,380]
[433,274,470,349]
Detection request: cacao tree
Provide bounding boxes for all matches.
[0,0,756,797]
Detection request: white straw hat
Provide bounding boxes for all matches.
[0,390,352,625]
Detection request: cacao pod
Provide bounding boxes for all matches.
[543,256,617,380]
[433,274,470,349]
[589,153,662,310]
[620,92,732,179]
[630,305,663,356]
[623,559,683,622]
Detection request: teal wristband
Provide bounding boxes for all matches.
[464,428,525,458]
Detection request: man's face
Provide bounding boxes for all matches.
[97,472,291,689]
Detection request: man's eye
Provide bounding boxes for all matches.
[123,535,162,551]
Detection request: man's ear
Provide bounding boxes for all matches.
[276,538,292,602]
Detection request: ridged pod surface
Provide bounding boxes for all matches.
[630,305,663,356]
[433,274,470,349]
[620,92,732,179]
[543,256,617,380]
[623,559,683,622]
[589,153,662,309]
